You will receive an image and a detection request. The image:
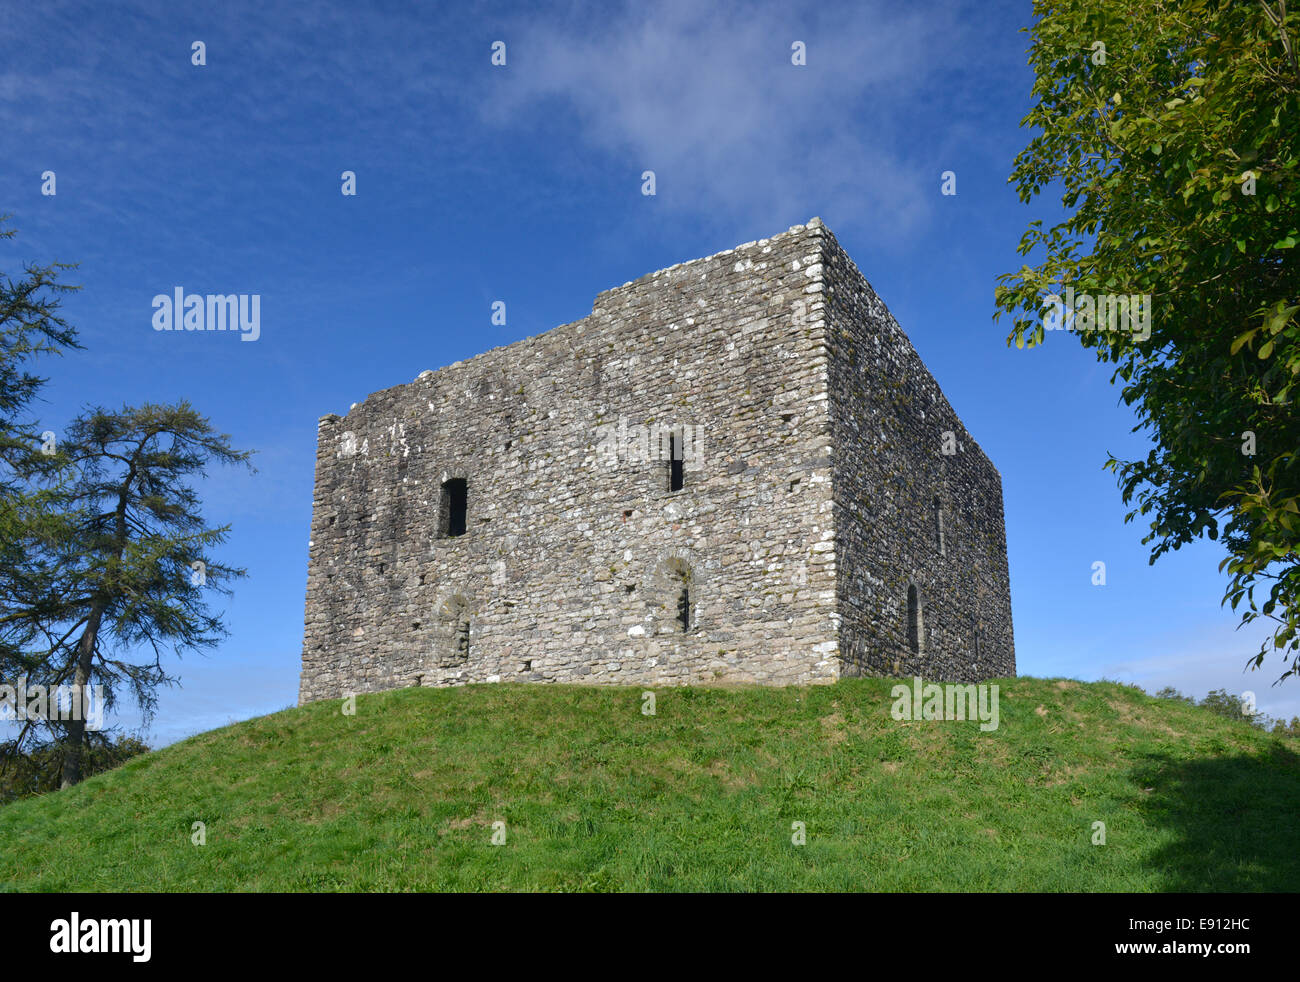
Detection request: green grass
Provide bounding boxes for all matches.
[1,676,1297,891]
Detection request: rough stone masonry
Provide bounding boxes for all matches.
[298,218,1014,704]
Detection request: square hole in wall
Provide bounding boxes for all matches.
[522,660,532,672]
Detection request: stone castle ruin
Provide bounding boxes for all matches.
[298,218,1014,704]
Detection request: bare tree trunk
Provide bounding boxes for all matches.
[60,603,103,789]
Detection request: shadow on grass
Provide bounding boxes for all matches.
[1130,740,1300,891]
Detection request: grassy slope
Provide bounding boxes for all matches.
[1,677,1296,892]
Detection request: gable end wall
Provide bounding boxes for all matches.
[821,230,1015,681]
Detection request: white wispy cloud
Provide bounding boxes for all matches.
[481,0,980,234]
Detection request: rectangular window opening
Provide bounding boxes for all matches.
[441,478,468,537]
[669,433,684,492]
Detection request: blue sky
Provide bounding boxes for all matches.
[2,0,1294,746]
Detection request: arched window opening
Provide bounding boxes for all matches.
[661,556,695,633]
[438,595,471,669]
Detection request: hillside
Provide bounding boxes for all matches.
[1,677,1296,891]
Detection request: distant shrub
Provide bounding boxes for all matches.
[1271,717,1300,739]
[0,735,150,805]
[1155,685,1295,737]
[1199,688,1262,726]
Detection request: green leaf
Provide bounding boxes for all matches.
[1265,304,1299,335]
[1231,329,1259,355]
[998,0,1300,686]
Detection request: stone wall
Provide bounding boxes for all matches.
[820,227,1016,680]
[298,218,1015,704]
[298,221,842,704]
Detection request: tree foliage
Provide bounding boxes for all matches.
[996,1,1300,682]
[1,219,254,788]
[0,217,82,776]
[49,404,253,786]
[0,734,148,805]
[0,215,80,621]
[1155,683,1297,734]
[0,216,80,489]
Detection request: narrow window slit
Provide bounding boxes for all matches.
[669,432,684,492]
[441,478,468,537]
[934,496,945,556]
[907,585,923,655]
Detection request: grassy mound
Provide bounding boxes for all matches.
[1,677,1296,891]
